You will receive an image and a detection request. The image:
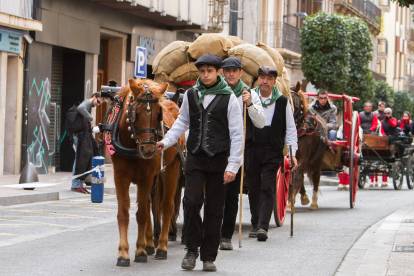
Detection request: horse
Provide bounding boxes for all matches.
[110,79,185,266]
[290,82,328,211]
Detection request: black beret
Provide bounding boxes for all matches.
[258,65,278,78]
[194,54,222,69]
[222,57,242,69]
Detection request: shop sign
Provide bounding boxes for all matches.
[0,30,22,54]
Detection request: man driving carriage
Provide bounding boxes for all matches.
[309,89,337,141]
[359,101,378,134]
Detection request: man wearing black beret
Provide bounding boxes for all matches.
[246,65,298,242]
[219,57,265,250]
[156,54,243,271]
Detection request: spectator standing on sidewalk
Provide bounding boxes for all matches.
[71,92,102,194]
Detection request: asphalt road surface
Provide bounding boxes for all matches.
[1,182,413,276]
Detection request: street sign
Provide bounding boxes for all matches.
[135,46,147,78]
[0,29,22,54]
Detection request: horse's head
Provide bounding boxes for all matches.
[120,79,168,159]
[290,82,308,130]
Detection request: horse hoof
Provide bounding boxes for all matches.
[116,257,130,267]
[134,252,148,263]
[310,204,318,210]
[301,196,310,206]
[145,246,155,255]
[155,249,167,260]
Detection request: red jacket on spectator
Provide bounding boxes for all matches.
[381,117,398,136]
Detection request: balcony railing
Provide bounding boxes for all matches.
[259,22,301,54]
[365,0,381,24]
[0,0,41,20]
[349,0,365,14]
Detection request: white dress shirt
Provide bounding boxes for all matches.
[236,89,266,128]
[257,91,298,156]
[162,91,244,174]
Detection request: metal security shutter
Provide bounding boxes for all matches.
[49,48,63,171]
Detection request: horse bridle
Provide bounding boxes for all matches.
[290,90,306,130]
[125,84,163,148]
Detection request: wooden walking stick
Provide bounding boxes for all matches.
[239,102,247,248]
[289,146,295,237]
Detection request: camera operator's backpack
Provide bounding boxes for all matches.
[65,103,84,134]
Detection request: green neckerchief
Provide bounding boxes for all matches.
[232,79,250,98]
[253,86,282,108]
[193,75,233,105]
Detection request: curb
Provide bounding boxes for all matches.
[0,192,59,207]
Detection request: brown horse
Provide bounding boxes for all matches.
[111,79,185,266]
[290,82,328,211]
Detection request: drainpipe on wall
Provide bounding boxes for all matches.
[187,0,192,25]
[177,0,182,21]
[149,0,155,12]
[161,0,166,16]
[202,0,207,30]
[21,42,30,171]
[229,0,238,36]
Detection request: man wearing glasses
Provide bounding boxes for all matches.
[71,92,103,194]
[309,90,337,141]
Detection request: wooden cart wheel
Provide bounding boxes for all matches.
[405,156,414,189]
[393,160,404,190]
[273,158,290,227]
[349,111,360,208]
[358,173,367,189]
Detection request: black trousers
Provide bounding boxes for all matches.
[221,169,242,239]
[246,146,281,231]
[184,151,228,262]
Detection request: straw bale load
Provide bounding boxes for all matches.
[152,41,190,75]
[256,41,284,75]
[228,44,276,78]
[187,34,234,60]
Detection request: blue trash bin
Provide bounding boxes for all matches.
[91,156,105,203]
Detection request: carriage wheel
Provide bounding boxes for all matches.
[273,166,290,227]
[392,160,404,190]
[358,173,367,189]
[405,156,414,189]
[349,111,360,209]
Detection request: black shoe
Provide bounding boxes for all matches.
[248,228,257,238]
[181,250,199,270]
[219,238,233,250]
[256,228,268,241]
[202,261,217,272]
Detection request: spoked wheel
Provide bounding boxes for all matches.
[348,111,360,208]
[273,158,290,227]
[358,173,367,189]
[392,160,404,190]
[405,156,414,189]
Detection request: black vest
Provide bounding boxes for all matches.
[376,110,385,121]
[249,95,287,152]
[359,111,374,132]
[382,118,398,137]
[187,88,231,156]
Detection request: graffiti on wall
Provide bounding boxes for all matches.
[139,36,155,60]
[27,78,51,174]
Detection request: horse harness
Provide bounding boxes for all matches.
[99,85,186,169]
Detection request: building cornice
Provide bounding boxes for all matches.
[0,12,42,32]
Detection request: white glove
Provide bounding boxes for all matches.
[92,126,101,133]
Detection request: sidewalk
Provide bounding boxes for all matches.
[0,165,132,206]
[336,204,414,275]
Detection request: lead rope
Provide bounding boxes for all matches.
[160,120,166,172]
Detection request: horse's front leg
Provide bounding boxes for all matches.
[115,177,131,266]
[155,159,179,260]
[134,180,152,263]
